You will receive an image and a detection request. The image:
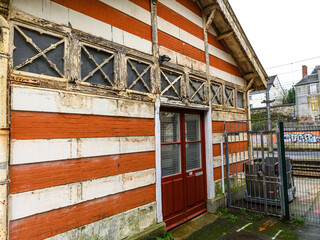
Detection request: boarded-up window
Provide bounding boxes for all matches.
[237,91,244,108]
[211,82,222,105]
[189,78,206,102]
[127,58,152,93]
[81,44,115,87]
[160,69,182,98]
[13,25,65,78]
[224,86,235,107]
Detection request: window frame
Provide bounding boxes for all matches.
[78,41,119,90]
[236,90,245,109]
[125,55,154,95]
[224,85,235,108]
[160,67,184,100]
[9,21,69,82]
[188,76,207,103]
[210,81,223,106]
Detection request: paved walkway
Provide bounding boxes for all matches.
[170,209,320,239]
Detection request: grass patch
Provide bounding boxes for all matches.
[156,232,173,240]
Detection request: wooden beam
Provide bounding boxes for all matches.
[216,31,233,41]
[245,77,255,92]
[244,72,258,80]
[205,9,216,31]
[203,4,219,16]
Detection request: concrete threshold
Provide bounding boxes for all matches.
[170,212,218,240]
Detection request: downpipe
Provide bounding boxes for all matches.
[0,15,10,240]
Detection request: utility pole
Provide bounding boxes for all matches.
[262,81,275,152]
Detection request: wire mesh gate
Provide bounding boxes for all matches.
[224,119,293,218]
[284,122,320,225]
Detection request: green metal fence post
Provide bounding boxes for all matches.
[279,121,290,220]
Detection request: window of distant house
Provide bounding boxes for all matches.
[250,104,253,109]
[249,96,252,100]
[311,99,318,111]
[310,84,317,94]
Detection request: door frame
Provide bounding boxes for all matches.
[155,102,214,224]
[158,106,207,229]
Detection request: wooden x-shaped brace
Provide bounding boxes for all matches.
[127,59,151,92]
[225,88,234,106]
[14,26,65,77]
[211,84,221,104]
[160,70,181,97]
[82,46,114,86]
[190,80,205,101]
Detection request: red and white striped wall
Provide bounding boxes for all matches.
[9,85,156,240]
[211,115,248,182]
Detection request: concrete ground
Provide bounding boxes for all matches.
[170,209,320,240]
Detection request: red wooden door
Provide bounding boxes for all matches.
[160,108,206,230]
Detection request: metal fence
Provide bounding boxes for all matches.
[224,119,320,224]
[284,122,320,224]
[224,119,289,218]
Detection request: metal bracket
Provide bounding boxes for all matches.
[0,179,10,185]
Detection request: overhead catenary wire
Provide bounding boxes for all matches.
[265,56,320,70]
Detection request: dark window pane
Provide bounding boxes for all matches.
[161,70,181,97]
[211,83,222,105]
[185,114,200,141]
[81,45,114,86]
[160,112,180,143]
[127,59,151,93]
[190,80,204,101]
[13,26,64,77]
[186,142,201,171]
[237,91,244,108]
[161,144,181,177]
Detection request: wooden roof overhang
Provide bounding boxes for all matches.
[197,0,268,91]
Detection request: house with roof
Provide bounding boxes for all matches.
[249,75,285,109]
[0,0,267,239]
[295,65,320,121]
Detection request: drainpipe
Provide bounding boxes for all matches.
[0,15,10,240]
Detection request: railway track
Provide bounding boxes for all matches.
[292,160,320,178]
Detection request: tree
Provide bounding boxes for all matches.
[283,87,295,104]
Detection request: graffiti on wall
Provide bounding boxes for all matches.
[284,132,320,144]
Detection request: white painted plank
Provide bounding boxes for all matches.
[99,0,151,26]
[158,0,203,28]
[10,136,155,165]
[204,110,215,199]
[11,86,154,118]
[210,66,246,87]
[9,169,155,220]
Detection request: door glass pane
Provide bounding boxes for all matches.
[161,144,181,177]
[160,112,180,143]
[185,114,200,141]
[186,142,201,171]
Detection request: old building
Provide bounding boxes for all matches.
[249,75,285,109]
[0,0,267,239]
[295,65,320,121]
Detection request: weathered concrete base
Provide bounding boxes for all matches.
[170,212,218,240]
[128,222,166,240]
[47,202,157,240]
[207,195,227,214]
[207,187,246,214]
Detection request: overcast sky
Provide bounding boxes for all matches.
[228,0,320,90]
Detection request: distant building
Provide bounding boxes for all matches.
[249,75,285,109]
[295,65,320,121]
